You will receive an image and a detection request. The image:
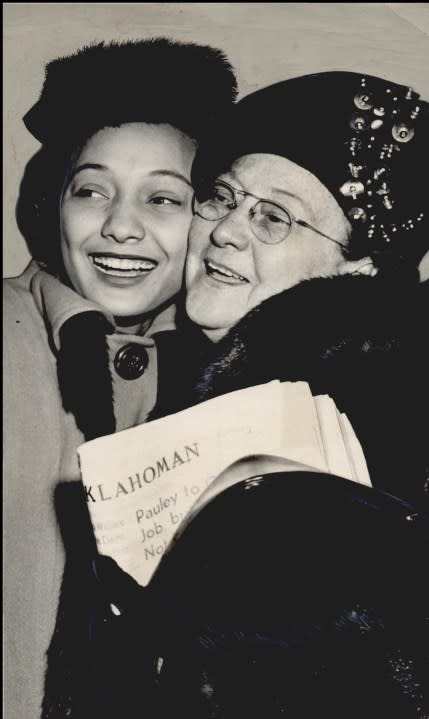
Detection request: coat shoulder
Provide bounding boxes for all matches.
[4,263,41,329]
[3,267,61,449]
[193,275,428,507]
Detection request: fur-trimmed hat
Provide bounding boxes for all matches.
[24,37,238,148]
[192,71,429,273]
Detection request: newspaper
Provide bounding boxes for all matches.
[78,381,371,586]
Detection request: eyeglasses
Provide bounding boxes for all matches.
[193,180,347,248]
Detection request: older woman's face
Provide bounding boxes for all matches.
[186,154,350,340]
[60,122,195,319]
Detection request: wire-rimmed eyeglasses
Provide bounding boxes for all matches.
[193,180,347,248]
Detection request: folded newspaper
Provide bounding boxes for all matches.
[78,381,371,587]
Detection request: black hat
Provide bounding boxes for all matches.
[154,473,429,717]
[23,38,238,149]
[192,71,429,271]
[151,471,429,627]
[91,473,429,718]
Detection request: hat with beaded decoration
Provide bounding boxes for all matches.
[192,71,429,272]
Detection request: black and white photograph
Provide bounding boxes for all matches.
[4,4,429,718]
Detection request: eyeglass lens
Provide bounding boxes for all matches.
[196,182,293,244]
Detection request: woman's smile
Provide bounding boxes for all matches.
[186,154,349,341]
[204,258,249,285]
[60,123,195,319]
[89,252,159,279]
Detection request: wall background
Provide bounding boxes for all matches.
[4,2,429,278]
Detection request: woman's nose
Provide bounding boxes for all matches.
[101,198,145,243]
[210,205,252,251]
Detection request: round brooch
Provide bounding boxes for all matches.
[392,123,415,143]
[354,91,374,111]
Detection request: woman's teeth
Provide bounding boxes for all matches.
[91,255,157,276]
[205,259,248,283]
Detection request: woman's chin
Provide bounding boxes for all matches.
[80,282,160,320]
[186,279,248,332]
[186,299,239,340]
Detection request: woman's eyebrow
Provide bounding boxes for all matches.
[148,170,192,187]
[222,175,306,207]
[69,163,107,179]
[271,186,309,212]
[271,186,300,201]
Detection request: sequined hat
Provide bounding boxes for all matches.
[192,71,429,270]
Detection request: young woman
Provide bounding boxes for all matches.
[3,38,237,719]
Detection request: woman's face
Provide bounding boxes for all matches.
[186,153,351,340]
[60,122,195,319]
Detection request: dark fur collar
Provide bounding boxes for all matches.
[192,274,422,401]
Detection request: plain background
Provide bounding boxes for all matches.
[4,2,429,278]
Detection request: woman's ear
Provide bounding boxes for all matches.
[339,256,379,277]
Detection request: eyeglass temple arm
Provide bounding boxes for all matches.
[296,220,348,249]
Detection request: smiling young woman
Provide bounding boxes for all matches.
[3,39,237,719]
[60,122,195,321]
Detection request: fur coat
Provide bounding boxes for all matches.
[155,274,429,511]
[39,274,429,718]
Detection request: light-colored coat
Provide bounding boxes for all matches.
[3,262,174,718]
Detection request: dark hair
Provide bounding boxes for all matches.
[16,38,238,275]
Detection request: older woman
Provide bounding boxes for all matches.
[87,72,429,718]
[3,38,237,719]
[163,70,428,512]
